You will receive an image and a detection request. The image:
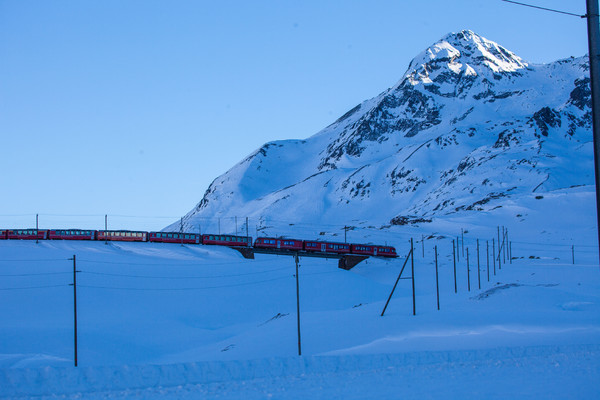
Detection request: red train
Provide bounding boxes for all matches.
[254,237,397,257]
[0,229,397,258]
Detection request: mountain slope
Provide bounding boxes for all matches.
[168,30,593,237]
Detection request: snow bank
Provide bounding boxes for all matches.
[2,344,598,398]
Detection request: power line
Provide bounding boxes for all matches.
[0,272,71,277]
[0,284,67,291]
[0,258,70,263]
[80,266,291,279]
[76,258,282,267]
[501,0,585,18]
[78,275,291,291]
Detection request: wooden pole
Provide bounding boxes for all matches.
[435,245,440,310]
[295,253,302,356]
[381,248,412,316]
[411,238,416,316]
[477,239,481,290]
[466,247,471,292]
[487,240,490,282]
[492,239,496,275]
[453,239,457,293]
[69,255,78,367]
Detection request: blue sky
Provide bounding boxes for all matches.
[0,0,590,231]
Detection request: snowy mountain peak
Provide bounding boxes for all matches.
[405,30,528,87]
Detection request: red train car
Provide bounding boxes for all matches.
[254,237,303,251]
[374,246,398,258]
[351,244,398,258]
[6,229,48,240]
[49,229,96,240]
[304,240,350,254]
[149,232,201,244]
[97,230,148,242]
[202,234,252,247]
[0,230,7,239]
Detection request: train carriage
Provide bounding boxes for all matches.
[149,231,201,244]
[351,243,398,258]
[373,245,398,258]
[350,244,376,256]
[202,234,252,247]
[254,237,303,251]
[49,229,96,240]
[97,230,148,242]
[304,240,351,254]
[6,229,48,240]
[0,230,7,239]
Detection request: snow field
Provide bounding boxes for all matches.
[1,226,599,398]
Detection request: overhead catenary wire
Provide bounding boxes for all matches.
[0,284,67,291]
[501,0,586,18]
[76,257,284,267]
[80,265,293,279]
[78,275,292,291]
[0,258,71,262]
[0,272,71,277]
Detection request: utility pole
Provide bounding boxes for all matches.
[435,245,440,310]
[180,217,184,246]
[295,253,302,356]
[104,214,108,245]
[502,0,600,264]
[453,239,457,293]
[342,225,350,243]
[411,238,416,316]
[587,0,600,264]
[36,214,39,244]
[68,255,79,367]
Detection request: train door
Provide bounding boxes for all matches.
[276,240,281,249]
[321,243,326,252]
[374,247,378,256]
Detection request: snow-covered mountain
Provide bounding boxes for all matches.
[168,30,593,237]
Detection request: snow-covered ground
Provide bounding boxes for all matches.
[1,214,599,398]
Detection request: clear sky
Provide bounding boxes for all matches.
[0,0,590,231]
